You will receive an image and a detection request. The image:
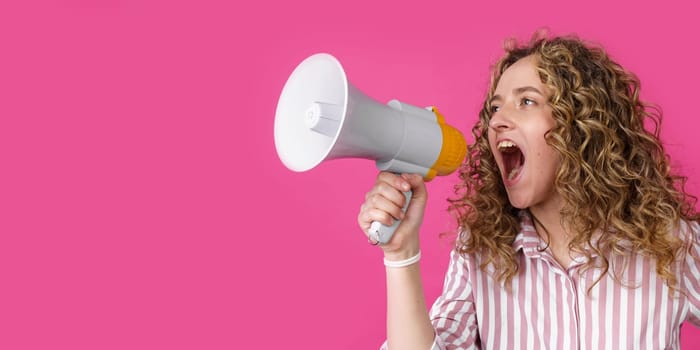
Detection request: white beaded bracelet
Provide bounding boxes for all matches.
[384,251,421,268]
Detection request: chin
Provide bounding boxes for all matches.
[506,194,530,210]
[510,203,529,210]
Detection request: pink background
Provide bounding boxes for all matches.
[1,0,699,349]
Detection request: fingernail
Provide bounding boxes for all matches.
[402,182,410,190]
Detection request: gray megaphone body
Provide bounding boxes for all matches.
[274,53,466,244]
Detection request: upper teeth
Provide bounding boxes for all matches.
[498,140,516,149]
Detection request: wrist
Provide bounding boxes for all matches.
[383,243,420,261]
[384,250,421,268]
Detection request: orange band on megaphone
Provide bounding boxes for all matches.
[424,107,467,181]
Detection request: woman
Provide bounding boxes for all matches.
[358,33,700,349]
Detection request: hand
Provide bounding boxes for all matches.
[358,172,428,260]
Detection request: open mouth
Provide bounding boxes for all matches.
[497,140,524,181]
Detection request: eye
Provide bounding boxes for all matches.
[521,98,536,106]
[490,105,500,113]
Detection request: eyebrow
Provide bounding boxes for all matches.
[489,86,545,104]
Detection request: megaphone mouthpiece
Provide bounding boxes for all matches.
[425,108,468,180]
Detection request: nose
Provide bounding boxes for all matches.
[488,107,514,132]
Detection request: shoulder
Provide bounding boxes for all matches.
[454,227,485,269]
[455,211,531,265]
[671,219,700,279]
[450,244,474,271]
[673,219,700,247]
[684,219,700,236]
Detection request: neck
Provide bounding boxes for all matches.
[528,195,570,247]
[528,195,576,268]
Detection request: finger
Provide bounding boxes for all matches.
[371,182,408,208]
[378,172,412,192]
[372,192,406,219]
[402,173,427,200]
[361,207,397,230]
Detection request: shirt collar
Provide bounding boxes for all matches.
[512,210,610,264]
[512,210,548,259]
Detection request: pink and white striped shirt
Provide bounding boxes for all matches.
[387,211,700,350]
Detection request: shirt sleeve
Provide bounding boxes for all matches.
[682,220,700,327]
[428,249,480,349]
[379,250,480,350]
[379,335,445,350]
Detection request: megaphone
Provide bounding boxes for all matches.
[274,53,467,244]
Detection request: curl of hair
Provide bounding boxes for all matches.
[449,33,699,291]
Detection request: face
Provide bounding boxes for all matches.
[487,55,561,211]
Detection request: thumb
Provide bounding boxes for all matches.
[402,173,427,204]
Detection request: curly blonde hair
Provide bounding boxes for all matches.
[449,33,699,290]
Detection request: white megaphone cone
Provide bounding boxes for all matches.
[275,53,467,244]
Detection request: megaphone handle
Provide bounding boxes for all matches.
[368,190,413,244]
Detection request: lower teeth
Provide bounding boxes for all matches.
[508,166,521,180]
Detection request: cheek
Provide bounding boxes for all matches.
[531,139,559,172]
[487,130,498,152]
[540,146,561,178]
